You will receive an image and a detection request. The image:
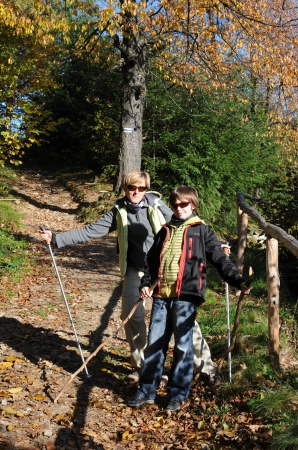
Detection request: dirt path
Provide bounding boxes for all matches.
[0,164,144,450]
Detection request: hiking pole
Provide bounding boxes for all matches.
[223,243,232,383]
[216,267,254,378]
[40,226,91,378]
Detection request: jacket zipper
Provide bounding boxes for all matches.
[199,262,204,290]
[157,226,170,294]
[188,238,193,259]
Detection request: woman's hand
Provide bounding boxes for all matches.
[140,286,153,299]
[39,229,52,245]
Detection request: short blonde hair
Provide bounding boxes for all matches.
[121,170,150,190]
[169,186,199,210]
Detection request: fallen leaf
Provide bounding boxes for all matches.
[32,394,45,401]
[1,405,24,417]
[0,362,13,370]
[122,430,130,440]
[198,420,205,429]
[5,356,24,363]
[92,401,112,411]
[7,387,23,394]
[0,391,10,398]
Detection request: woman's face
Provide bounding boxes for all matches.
[125,182,147,204]
[171,198,194,219]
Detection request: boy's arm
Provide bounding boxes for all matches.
[204,227,246,289]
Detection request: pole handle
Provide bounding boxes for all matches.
[40,226,52,246]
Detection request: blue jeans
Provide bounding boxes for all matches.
[137,297,197,402]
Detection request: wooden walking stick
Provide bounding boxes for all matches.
[54,277,160,403]
[216,267,254,379]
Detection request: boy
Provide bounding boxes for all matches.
[127,186,250,411]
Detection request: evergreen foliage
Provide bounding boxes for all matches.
[30,51,121,171]
[142,78,281,232]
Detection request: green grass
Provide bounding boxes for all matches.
[36,308,47,317]
[0,167,30,296]
[271,422,298,450]
[248,387,298,421]
[195,246,298,448]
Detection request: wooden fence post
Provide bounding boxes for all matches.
[237,204,248,278]
[266,237,280,366]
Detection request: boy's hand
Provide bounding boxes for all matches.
[240,282,252,294]
[140,286,153,299]
[221,243,231,256]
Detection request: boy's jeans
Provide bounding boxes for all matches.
[138,297,197,402]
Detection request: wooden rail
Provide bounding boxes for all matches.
[236,191,298,366]
[237,192,298,257]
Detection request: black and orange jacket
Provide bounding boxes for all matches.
[140,221,245,305]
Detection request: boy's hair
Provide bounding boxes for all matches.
[121,170,150,190]
[169,186,199,209]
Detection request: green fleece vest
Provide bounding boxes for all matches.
[115,194,166,276]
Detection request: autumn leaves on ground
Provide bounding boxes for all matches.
[0,164,278,449]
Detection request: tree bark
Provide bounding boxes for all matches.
[114,31,147,191]
[266,237,280,366]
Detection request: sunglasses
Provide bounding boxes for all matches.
[171,201,191,209]
[127,185,147,192]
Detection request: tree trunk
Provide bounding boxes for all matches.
[114,32,147,191]
[266,237,280,367]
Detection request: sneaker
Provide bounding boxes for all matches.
[126,370,140,384]
[126,394,154,408]
[161,374,168,383]
[166,399,182,412]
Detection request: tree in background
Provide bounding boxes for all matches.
[0,0,98,166]
[0,1,55,165]
[2,0,298,192]
[142,76,281,232]
[32,48,121,171]
[89,0,298,189]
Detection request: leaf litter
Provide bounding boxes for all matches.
[0,164,274,449]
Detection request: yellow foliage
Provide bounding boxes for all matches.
[2,0,298,164]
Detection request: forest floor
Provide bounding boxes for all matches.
[0,162,275,450]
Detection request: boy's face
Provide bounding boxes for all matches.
[171,199,194,219]
[125,183,147,204]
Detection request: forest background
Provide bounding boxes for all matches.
[1,2,298,449]
[2,0,298,289]
[1,0,298,230]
